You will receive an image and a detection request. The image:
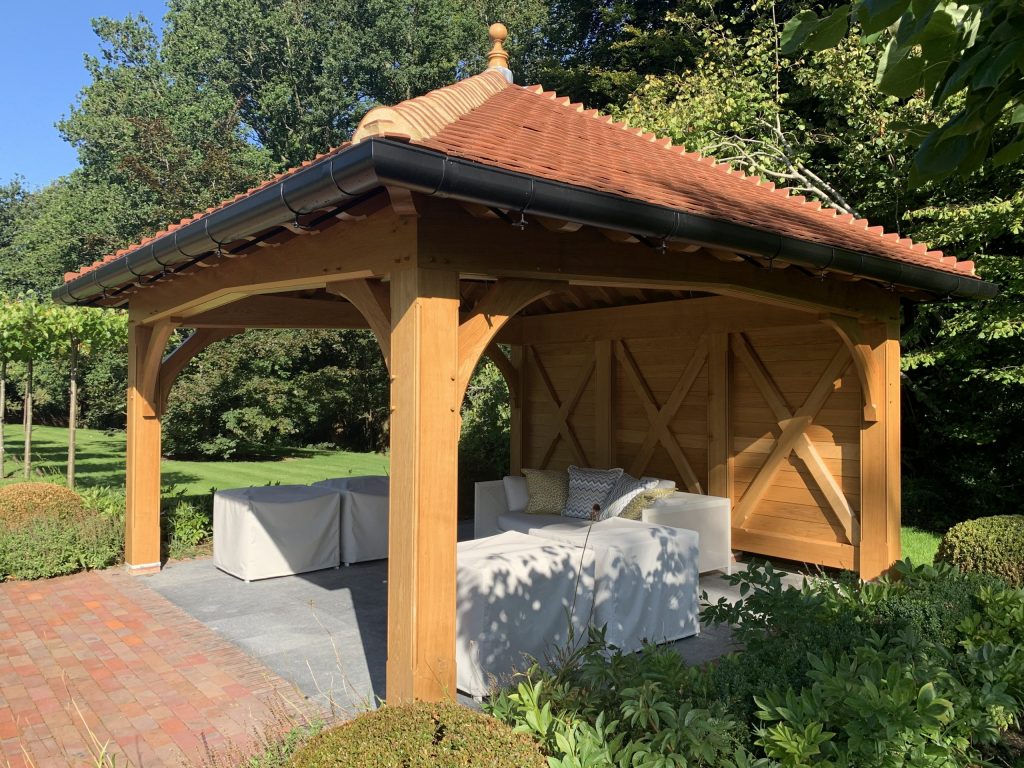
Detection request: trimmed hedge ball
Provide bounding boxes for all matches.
[936,515,1024,587]
[288,700,547,768]
[0,483,85,530]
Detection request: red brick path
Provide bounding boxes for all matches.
[0,568,317,767]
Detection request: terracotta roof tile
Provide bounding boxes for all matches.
[64,69,978,288]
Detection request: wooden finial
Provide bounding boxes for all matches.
[487,23,509,70]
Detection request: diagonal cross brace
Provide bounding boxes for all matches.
[731,332,859,544]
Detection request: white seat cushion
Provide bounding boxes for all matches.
[502,475,529,514]
[497,511,586,534]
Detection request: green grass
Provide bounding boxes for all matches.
[0,424,389,500]
[901,525,942,565]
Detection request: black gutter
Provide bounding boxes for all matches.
[54,137,999,305]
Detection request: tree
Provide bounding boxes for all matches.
[2,296,58,478]
[781,0,1024,182]
[49,306,127,487]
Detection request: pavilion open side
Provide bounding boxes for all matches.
[55,24,997,703]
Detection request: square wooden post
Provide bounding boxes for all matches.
[707,332,732,500]
[387,267,461,702]
[125,323,164,573]
[858,320,902,579]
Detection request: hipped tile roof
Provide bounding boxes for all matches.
[64,68,976,286]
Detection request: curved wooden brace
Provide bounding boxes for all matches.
[456,279,567,400]
[821,314,880,423]
[483,343,520,408]
[138,321,175,412]
[157,327,242,415]
[327,278,392,370]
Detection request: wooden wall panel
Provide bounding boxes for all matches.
[510,295,896,574]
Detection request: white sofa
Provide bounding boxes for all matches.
[312,475,389,565]
[474,476,732,574]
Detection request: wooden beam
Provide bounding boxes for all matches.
[456,279,566,399]
[615,338,706,493]
[387,266,461,703]
[707,332,732,500]
[508,296,818,347]
[732,529,856,571]
[125,322,170,573]
[821,314,881,422]
[858,321,901,579]
[158,328,241,415]
[532,348,594,468]
[730,334,858,544]
[415,198,897,320]
[509,346,525,475]
[328,279,392,370]
[179,295,370,329]
[131,210,415,323]
[594,339,614,468]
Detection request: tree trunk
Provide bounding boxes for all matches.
[23,359,32,479]
[67,340,79,488]
[0,360,6,479]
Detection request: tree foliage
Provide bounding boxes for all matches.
[781,0,1024,182]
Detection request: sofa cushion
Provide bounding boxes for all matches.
[621,487,677,520]
[602,473,658,519]
[503,475,529,514]
[523,468,569,515]
[564,466,623,519]
[497,511,585,535]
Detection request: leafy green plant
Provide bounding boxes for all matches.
[936,515,1024,587]
[161,495,212,560]
[288,700,547,768]
[0,482,122,579]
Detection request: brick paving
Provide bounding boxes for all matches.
[0,568,319,767]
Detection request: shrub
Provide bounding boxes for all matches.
[289,700,547,768]
[936,515,1024,587]
[162,498,212,559]
[0,482,123,579]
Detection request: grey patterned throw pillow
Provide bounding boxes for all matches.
[563,466,623,519]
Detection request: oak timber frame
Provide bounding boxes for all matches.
[120,194,902,702]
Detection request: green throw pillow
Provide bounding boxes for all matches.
[620,487,676,521]
[523,468,569,515]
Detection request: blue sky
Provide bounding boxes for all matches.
[0,1,168,189]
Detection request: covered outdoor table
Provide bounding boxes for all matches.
[213,485,340,581]
[456,531,595,697]
[527,518,699,652]
[313,476,389,564]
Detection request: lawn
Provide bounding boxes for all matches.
[0,424,389,500]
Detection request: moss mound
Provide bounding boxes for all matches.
[289,700,547,768]
[0,483,85,530]
[936,515,1024,587]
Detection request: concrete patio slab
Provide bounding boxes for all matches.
[143,553,805,716]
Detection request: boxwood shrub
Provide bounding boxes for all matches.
[288,700,547,767]
[936,514,1024,586]
[0,482,123,580]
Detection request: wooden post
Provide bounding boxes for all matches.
[387,267,461,702]
[858,320,901,579]
[125,322,170,573]
[707,332,731,500]
[509,345,524,476]
[594,339,614,468]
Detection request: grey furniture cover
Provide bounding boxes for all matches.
[213,485,340,581]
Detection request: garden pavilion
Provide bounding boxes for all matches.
[55,25,997,703]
